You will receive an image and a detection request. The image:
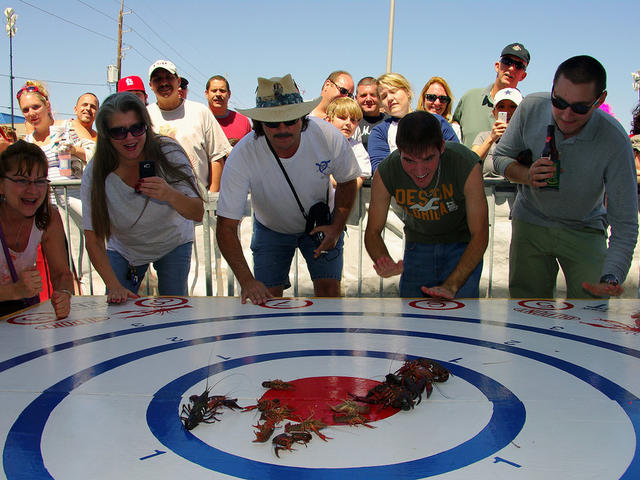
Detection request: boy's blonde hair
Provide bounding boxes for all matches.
[326,97,363,122]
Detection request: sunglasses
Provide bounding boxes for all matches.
[551,93,600,115]
[263,119,300,129]
[107,122,147,140]
[3,176,50,188]
[500,56,527,71]
[424,94,451,104]
[329,79,354,98]
[16,85,45,100]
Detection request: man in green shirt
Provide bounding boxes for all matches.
[452,43,530,148]
[365,112,488,299]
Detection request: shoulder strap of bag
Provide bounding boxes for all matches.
[264,135,308,221]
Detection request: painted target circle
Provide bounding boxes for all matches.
[147,351,525,478]
[409,299,464,310]
[517,300,574,310]
[260,298,314,309]
[6,312,56,325]
[134,297,188,308]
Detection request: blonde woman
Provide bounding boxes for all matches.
[369,73,459,172]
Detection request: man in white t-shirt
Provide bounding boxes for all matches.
[216,74,361,305]
[146,60,231,192]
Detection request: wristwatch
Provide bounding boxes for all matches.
[599,274,619,286]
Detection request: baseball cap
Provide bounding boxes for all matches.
[493,88,523,107]
[117,75,146,93]
[180,77,189,89]
[501,43,530,65]
[148,60,177,80]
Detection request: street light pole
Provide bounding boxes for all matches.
[4,8,17,129]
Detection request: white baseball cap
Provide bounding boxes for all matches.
[493,88,523,107]
[148,60,177,80]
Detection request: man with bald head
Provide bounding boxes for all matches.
[310,70,355,119]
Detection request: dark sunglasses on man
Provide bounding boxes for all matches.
[551,92,602,115]
[263,119,300,129]
[329,79,353,99]
[500,56,527,71]
[424,94,451,104]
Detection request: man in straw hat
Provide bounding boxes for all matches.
[216,74,362,305]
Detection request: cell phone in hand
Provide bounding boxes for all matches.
[497,111,508,123]
[139,161,156,178]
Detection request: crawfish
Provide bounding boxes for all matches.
[349,382,414,411]
[207,395,242,411]
[329,399,370,415]
[272,431,312,458]
[262,379,296,390]
[252,418,276,443]
[285,414,331,442]
[243,398,281,412]
[333,412,375,428]
[180,388,220,430]
[260,405,294,424]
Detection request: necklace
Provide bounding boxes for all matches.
[421,162,441,198]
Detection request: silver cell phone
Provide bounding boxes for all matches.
[497,111,508,123]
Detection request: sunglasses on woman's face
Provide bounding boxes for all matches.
[424,94,451,104]
[107,122,147,140]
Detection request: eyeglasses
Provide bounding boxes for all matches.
[500,56,527,71]
[263,119,300,129]
[424,94,451,104]
[16,85,45,100]
[551,93,601,115]
[329,79,353,98]
[107,122,147,140]
[3,176,50,187]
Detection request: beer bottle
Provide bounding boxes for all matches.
[541,124,559,189]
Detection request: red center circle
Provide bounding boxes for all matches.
[257,376,399,426]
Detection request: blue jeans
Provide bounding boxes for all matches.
[399,241,482,298]
[251,219,344,289]
[107,242,193,296]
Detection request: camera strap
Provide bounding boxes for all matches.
[264,135,309,221]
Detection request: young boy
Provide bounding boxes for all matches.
[326,97,372,186]
[471,88,523,178]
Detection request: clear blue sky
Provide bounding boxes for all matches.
[1,0,638,133]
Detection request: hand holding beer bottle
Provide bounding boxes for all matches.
[531,124,560,189]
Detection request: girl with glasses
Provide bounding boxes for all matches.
[81,93,204,303]
[0,141,74,317]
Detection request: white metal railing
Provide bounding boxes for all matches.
[51,179,517,298]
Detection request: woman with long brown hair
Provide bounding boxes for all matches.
[81,92,203,303]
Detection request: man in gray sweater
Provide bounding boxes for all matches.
[494,55,638,298]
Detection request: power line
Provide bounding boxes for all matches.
[0,73,105,87]
[18,0,116,42]
[128,8,208,83]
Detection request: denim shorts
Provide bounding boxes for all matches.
[107,242,193,296]
[251,218,344,289]
[399,241,482,298]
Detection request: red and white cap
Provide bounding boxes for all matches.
[117,75,146,93]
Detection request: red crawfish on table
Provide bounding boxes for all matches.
[349,357,449,411]
[284,413,332,442]
[180,388,241,431]
[330,399,374,428]
[272,431,312,458]
[262,379,296,390]
[244,398,296,443]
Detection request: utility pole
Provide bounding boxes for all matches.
[116,0,124,81]
[386,0,395,73]
[5,8,17,128]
